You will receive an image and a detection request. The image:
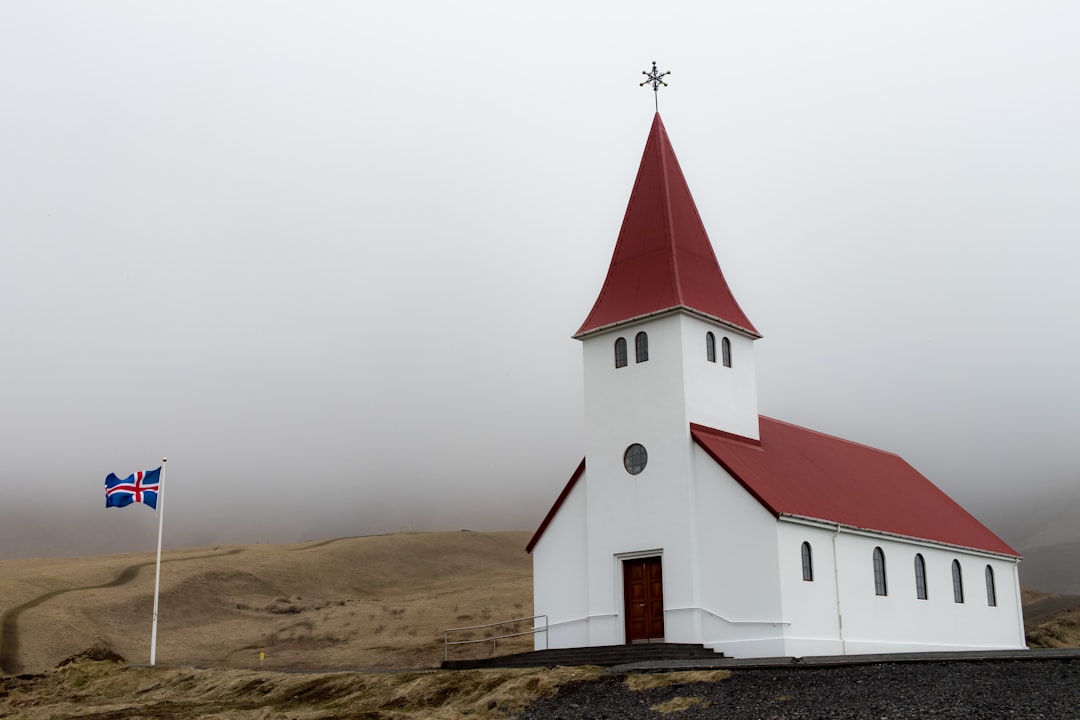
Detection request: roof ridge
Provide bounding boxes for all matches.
[657,114,685,308]
[758,416,906,460]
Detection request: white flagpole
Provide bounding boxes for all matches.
[150,457,167,666]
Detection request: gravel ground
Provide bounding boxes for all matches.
[515,659,1080,719]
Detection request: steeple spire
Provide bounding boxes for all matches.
[576,114,759,338]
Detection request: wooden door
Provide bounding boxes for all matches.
[623,556,664,643]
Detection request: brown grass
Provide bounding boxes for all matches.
[1027,606,1080,648]
[624,669,732,691]
[0,531,533,675]
[0,653,603,719]
[1022,587,1080,648]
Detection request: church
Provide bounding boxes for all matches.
[527,113,1027,658]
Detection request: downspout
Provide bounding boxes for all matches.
[832,524,846,655]
[1013,559,1027,648]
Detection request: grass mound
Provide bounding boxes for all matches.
[0,659,603,720]
[55,647,126,667]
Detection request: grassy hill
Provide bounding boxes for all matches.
[0,531,533,675]
[2,530,1079,678]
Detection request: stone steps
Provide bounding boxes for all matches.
[441,642,723,670]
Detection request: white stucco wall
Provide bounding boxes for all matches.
[833,532,1025,653]
[776,521,844,656]
[530,468,589,650]
[679,314,759,440]
[579,315,697,646]
[691,445,788,657]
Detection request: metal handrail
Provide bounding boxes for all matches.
[443,614,548,661]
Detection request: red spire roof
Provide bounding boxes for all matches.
[576,113,759,338]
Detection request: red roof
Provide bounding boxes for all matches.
[691,419,1018,556]
[576,113,759,338]
[528,419,1017,557]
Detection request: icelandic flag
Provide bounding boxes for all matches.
[105,467,161,509]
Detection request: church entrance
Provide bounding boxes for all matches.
[623,556,665,643]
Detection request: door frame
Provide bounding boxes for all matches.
[618,550,665,644]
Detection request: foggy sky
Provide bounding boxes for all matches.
[3,1,1080,559]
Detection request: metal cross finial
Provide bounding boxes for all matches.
[640,61,670,111]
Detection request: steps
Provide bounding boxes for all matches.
[441,643,723,670]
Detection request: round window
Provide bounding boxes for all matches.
[623,444,648,475]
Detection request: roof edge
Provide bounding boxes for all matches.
[690,426,779,518]
[574,306,763,341]
[778,514,1022,559]
[689,422,762,447]
[526,458,586,554]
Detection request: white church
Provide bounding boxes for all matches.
[528,113,1027,658]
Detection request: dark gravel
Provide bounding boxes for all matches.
[514,659,1080,719]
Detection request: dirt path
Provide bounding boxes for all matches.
[0,548,244,674]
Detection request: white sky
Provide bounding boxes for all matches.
[2,1,1079,558]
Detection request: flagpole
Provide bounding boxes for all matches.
[150,457,166,666]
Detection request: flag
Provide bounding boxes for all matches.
[105,467,161,509]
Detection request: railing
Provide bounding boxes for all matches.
[666,605,791,626]
[443,615,548,661]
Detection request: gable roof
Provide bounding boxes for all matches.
[691,419,1018,557]
[525,459,584,554]
[528,418,1018,557]
[575,113,759,339]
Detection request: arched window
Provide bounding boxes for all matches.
[721,337,732,368]
[985,565,997,607]
[706,332,716,363]
[801,542,813,581]
[914,554,928,600]
[873,547,887,596]
[614,337,628,368]
[952,560,964,603]
[635,332,649,363]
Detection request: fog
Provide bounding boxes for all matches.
[3,1,1080,560]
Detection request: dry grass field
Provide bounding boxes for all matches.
[1023,587,1080,649]
[2,531,1078,719]
[0,531,534,676]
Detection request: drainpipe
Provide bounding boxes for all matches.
[832,524,846,655]
[1013,559,1026,648]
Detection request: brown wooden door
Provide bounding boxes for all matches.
[623,557,664,643]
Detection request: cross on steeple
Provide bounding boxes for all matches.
[640,61,670,111]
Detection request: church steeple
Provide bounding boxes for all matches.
[576,113,759,339]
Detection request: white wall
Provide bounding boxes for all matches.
[580,315,698,646]
[833,531,1025,653]
[679,314,759,440]
[776,522,845,656]
[530,469,590,649]
[691,445,788,657]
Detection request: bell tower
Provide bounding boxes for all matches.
[576,113,761,470]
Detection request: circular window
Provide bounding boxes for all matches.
[623,444,648,475]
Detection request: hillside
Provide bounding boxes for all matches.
[2,530,1079,678]
[0,531,533,675]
